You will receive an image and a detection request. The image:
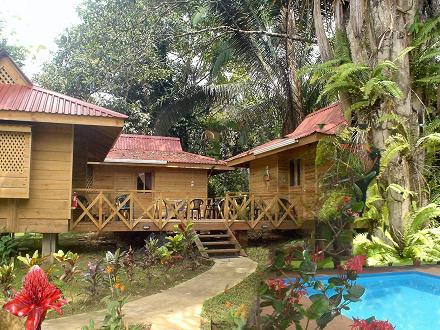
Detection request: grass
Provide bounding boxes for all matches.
[1,232,213,319]
[201,245,271,329]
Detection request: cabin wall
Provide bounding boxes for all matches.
[0,123,74,233]
[248,143,320,221]
[249,154,279,194]
[90,164,208,199]
[278,144,319,220]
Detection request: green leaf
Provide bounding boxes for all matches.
[192,6,208,27]
[307,297,330,319]
[317,311,336,329]
[328,277,345,286]
[299,260,317,275]
[309,294,325,303]
[348,284,365,299]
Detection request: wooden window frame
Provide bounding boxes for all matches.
[289,159,302,187]
[136,172,153,191]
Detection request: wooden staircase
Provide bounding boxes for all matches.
[194,228,246,258]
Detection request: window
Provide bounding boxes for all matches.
[137,172,153,190]
[289,159,301,186]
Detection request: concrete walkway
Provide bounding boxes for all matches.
[43,257,258,330]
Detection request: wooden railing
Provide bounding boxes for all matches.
[70,189,300,231]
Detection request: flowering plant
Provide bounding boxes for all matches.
[2,265,67,330]
[352,317,395,330]
[258,251,382,329]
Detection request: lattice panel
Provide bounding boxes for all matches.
[0,66,15,84]
[0,132,26,173]
[85,166,94,189]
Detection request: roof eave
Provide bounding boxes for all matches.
[0,110,126,127]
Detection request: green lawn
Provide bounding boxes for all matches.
[201,246,270,329]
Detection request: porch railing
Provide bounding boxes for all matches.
[70,189,301,231]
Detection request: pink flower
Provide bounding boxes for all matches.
[3,266,67,330]
[345,255,367,273]
[351,318,395,330]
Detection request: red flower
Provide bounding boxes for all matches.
[311,249,324,262]
[266,279,288,292]
[343,196,352,204]
[344,255,367,273]
[351,318,395,330]
[3,265,67,330]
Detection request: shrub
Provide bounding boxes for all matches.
[0,261,15,298]
[0,235,19,265]
[53,250,80,283]
[84,259,105,300]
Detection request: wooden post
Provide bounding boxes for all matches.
[98,193,103,229]
[250,194,255,223]
[42,233,58,261]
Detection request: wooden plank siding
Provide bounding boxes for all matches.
[248,143,320,221]
[90,164,208,198]
[0,123,75,233]
[86,164,209,220]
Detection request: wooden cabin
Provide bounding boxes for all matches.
[0,51,349,256]
[71,134,231,232]
[226,103,346,230]
[0,52,126,252]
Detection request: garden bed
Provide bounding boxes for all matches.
[0,231,213,320]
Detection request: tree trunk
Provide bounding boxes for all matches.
[282,0,303,135]
[345,0,423,243]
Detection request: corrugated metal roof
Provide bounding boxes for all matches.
[285,103,345,139]
[106,149,226,165]
[112,134,183,152]
[226,103,346,163]
[107,134,226,165]
[0,84,127,119]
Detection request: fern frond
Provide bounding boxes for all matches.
[380,134,410,169]
[407,203,440,234]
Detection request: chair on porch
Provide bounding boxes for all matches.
[205,198,225,219]
[115,194,131,221]
[190,199,204,220]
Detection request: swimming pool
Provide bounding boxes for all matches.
[305,271,440,330]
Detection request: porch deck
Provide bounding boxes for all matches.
[70,189,312,232]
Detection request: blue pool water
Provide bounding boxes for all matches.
[296,271,440,330]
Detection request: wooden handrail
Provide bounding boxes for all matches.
[70,189,301,231]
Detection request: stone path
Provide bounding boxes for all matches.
[43,257,258,330]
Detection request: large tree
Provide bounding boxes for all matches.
[310,0,440,245]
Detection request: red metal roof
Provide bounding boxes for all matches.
[0,84,127,119]
[112,134,183,152]
[227,103,346,163]
[285,103,345,139]
[106,134,226,165]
